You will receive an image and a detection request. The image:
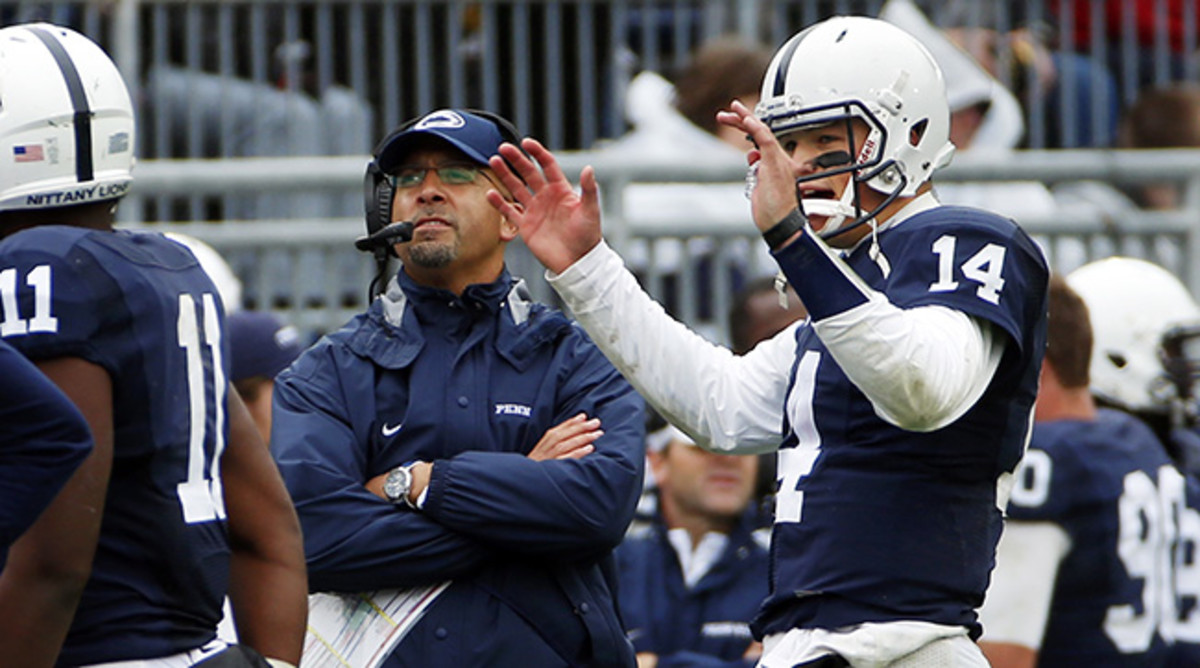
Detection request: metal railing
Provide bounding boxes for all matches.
[126,148,1200,341]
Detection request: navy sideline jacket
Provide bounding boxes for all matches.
[272,268,645,667]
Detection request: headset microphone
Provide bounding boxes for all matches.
[359,220,413,301]
[355,220,414,252]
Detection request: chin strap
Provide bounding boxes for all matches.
[800,190,856,236]
[867,222,891,278]
[774,271,791,309]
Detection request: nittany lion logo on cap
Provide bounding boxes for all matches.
[414,110,467,131]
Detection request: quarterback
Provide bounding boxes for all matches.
[490,15,1049,667]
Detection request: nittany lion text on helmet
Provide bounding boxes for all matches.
[0,23,134,212]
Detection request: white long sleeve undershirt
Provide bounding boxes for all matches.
[548,239,1005,452]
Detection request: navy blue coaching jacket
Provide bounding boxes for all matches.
[272,268,644,667]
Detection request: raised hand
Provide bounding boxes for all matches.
[527,413,602,462]
[716,99,800,231]
[487,138,603,274]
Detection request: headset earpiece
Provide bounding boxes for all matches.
[363,160,397,253]
[363,113,424,255]
[362,159,397,300]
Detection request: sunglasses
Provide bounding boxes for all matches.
[390,163,487,189]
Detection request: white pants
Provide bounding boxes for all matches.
[760,622,990,668]
[79,639,229,668]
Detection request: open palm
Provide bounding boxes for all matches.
[716,99,801,231]
[487,138,604,274]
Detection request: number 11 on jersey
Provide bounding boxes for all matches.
[176,293,227,524]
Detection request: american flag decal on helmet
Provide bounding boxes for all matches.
[14,144,44,162]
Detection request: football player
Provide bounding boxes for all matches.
[489,15,1048,666]
[1070,257,1200,474]
[980,272,1199,665]
[0,24,305,667]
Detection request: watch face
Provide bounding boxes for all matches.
[384,467,411,502]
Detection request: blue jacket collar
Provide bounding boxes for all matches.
[344,267,560,370]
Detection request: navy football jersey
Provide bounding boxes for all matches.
[759,205,1048,639]
[0,226,231,664]
[1008,409,1200,665]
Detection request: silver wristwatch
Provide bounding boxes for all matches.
[382,464,415,506]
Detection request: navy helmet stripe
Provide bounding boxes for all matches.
[27,25,94,183]
[771,26,817,97]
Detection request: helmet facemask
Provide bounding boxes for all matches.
[1159,323,1200,427]
[759,99,907,241]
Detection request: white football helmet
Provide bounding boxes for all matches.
[756,16,955,238]
[1066,257,1200,414]
[0,23,135,212]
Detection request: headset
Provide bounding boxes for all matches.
[359,109,523,299]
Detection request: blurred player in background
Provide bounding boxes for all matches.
[0,23,305,667]
[228,310,305,446]
[979,273,1199,665]
[490,15,1048,666]
[1074,258,1200,665]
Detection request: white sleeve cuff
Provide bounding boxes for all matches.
[545,238,610,286]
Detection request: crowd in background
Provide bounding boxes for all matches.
[6,1,1200,666]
